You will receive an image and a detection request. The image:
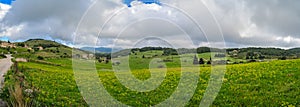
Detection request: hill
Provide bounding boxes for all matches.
[2,39,300,61]
[80,47,123,53]
[10,39,88,60]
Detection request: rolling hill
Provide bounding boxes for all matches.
[10,39,88,59]
[80,47,123,53]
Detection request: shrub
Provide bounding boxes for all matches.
[207,61,211,65]
[233,62,239,64]
[278,56,287,60]
[199,58,205,64]
[0,54,6,59]
[157,65,165,68]
[37,56,44,60]
[248,59,256,62]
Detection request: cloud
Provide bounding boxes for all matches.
[204,0,300,48]
[1,0,300,48]
[0,3,11,21]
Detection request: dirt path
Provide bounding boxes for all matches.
[0,55,12,106]
[0,54,13,88]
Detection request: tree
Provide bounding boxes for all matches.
[105,59,110,64]
[163,48,178,56]
[207,60,211,65]
[207,57,212,64]
[37,56,44,60]
[278,56,287,60]
[56,47,60,53]
[17,43,25,47]
[199,58,205,64]
[196,47,211,53]
[246,56,250,59]
[98,59,103,63]
[193,55,199,65]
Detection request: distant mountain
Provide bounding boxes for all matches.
[80,47,123,53]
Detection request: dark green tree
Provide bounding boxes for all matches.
[199,58,205,64]
[207,60,211,65]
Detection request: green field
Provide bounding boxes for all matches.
[1,51,300,106]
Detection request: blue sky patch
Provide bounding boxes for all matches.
[0,36,9,41]
[0,0,15,5]
[124,0,160,7]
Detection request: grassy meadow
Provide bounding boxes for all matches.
[1,50,299,106]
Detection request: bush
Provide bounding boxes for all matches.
[278,56,287,60]
[207,61,211,65]
[248,59,256,62]
[199,58,205,64]
[37,56,44,60]
[0,54,6,59]
[233,62,239,64]
[157,65,165,68]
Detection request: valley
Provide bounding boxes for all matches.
[0,39,299,106]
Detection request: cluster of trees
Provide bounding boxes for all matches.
[245,52,266,60]
[162,48,178,56]
[193,55,211,65]
[131,47,179,56]
[137,47,164,52]
[237,47,286,56]
[98,59,110,64]
[33,44,60,49]
[95,53,111,59]
[227,47,300,60]
[95,53,111,64]
[197,47,224,54]
[131,47,227,56]
[17,43,26,47]
[231,47,300,59]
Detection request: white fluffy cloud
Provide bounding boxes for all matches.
[0,3,11,20]
[1,0,300,48]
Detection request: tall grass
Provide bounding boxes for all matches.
[1,62,42,107]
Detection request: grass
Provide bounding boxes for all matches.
[1,51,300,106]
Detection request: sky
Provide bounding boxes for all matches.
[1,0,300,49]
[0,0,14,5]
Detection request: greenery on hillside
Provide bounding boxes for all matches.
[1,39,300,106]
[6,39,88,60]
